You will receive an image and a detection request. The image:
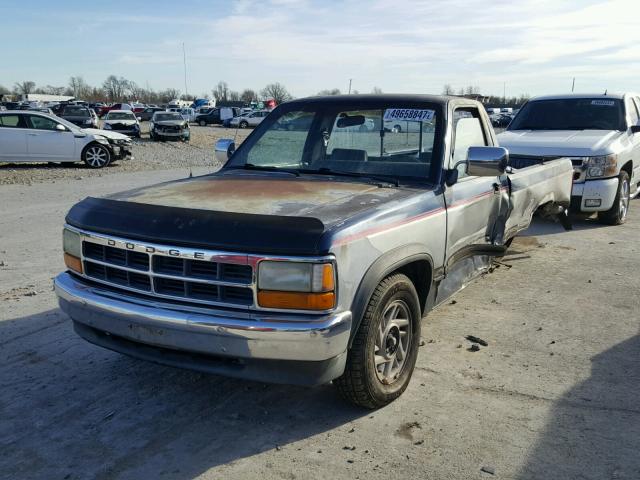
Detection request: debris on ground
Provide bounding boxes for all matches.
[467,344,480,352]
[480,466,495,475]
[465,335,488,346]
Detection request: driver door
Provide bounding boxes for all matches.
[25,114,77,161]
[437,107,509,301]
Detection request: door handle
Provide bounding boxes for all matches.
[27,133,38,136]
[493,182,501,193]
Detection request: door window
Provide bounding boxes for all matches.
[26,115,61,131]
[626,97,640,126]
[0,114,24,128]
[452,109,488,178]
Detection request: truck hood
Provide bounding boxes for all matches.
[65,172,421,255]
[82,128,130,140]
[498,129,623,157]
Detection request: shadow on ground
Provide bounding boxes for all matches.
[0,309,365,480]
[516,334,640,479]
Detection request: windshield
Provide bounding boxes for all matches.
[227,101,442,182]
[63,106,90,117]
[154,113,183,121]
[106,112,135,120]
[509,98,625,131]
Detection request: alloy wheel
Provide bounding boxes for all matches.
[85,146,109,167]
[374,300,412,385]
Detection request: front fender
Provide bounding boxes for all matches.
[348,244,436,347]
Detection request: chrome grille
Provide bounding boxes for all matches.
[80,237,254,308]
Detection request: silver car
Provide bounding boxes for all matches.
[229,110,270,128]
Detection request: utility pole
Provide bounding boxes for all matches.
[348,78,352,94]
[183,42,188,98]
[571,77,575,92]
[503,81,506,105]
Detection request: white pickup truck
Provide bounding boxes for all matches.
[498,93,640,224]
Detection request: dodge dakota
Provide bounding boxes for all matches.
[498,93,640,224]
[55,95,573,408]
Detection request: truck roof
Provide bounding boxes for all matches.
[529,92,631,101]
[287,93,470,107]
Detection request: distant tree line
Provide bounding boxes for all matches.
[442,84,530,108]
[1,76,301,106]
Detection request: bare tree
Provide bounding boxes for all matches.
[213,81,230,102]
[371,86,383,94]
[102,75,130,102]
[442,84,454,95]
[465,85,480,95]
[37,85,66,95]
[228,91,240,102]
[160,88,181,102]
[127,81,148,102]
[260,82,292,104]
[317,88,341,96]
[240,89,257,103]
[14,81,36,95]
[0,85,10,95]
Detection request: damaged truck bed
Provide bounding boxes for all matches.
[55,94,574,408]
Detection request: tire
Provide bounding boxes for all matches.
[82,143,111,168]
[239,121,248,129]
[334,273,421,409]
[392,124,402,133]
[199,120,206,126]
[598,171,630,225]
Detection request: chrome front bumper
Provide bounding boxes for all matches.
[55,272,351,385]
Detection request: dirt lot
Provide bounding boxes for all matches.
[1,163,639,479]
[0,124,250,186]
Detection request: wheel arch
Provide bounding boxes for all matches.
[81,140,112,159]
[348,244,435,347]
[620,160,633,178]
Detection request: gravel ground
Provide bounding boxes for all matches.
[0,124,251,186]
[0,167,639,480]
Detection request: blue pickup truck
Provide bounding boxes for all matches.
[55,94,573,408]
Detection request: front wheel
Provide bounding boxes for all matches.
[239,121,248,129]
[334,273,421,409]
[82,143,111,168]
[199,120,206,126]
[598,171,630,225]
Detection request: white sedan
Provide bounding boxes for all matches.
[229,110,270,128]
[0,111,132,168]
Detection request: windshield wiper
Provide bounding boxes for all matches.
[240,164,300,176]
[299,167,399,187]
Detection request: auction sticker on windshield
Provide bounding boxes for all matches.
[591,100,615,106]
[384,108,435,121]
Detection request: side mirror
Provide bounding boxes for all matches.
[215,139,235,163]
[631,125,640,134]
[467,146,509,176]
[136,116,142,121]
[55,124,66,132]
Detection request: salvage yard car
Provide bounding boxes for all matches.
[54,94,573,408]
[229,110,269,128]
[149,111,190,141]
[0,110,132,168]
[102,110,142,138]
[58,104,99,128]
[498,93,640,224]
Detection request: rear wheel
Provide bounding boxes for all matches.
[598,171,630,225]
[199,120,206,126]
[334,273,421,409]
[239,120,249,129]
[82,143,111,168]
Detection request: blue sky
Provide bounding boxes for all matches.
[1,0,638,98]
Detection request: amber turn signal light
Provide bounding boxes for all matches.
[258,291,335,310]
[64,253,83,274]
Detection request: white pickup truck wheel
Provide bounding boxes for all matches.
[598,171,630,225]
[334,273,421,409]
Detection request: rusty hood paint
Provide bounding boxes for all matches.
[108,172,415,226]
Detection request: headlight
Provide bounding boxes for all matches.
[103,124,112,130]
[581,154,617,178]
[84,119,93,124]
[257,261,335,310]
[62,228,83,273]
[96,137,110,145]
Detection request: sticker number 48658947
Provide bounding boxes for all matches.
[384,108,435,121]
